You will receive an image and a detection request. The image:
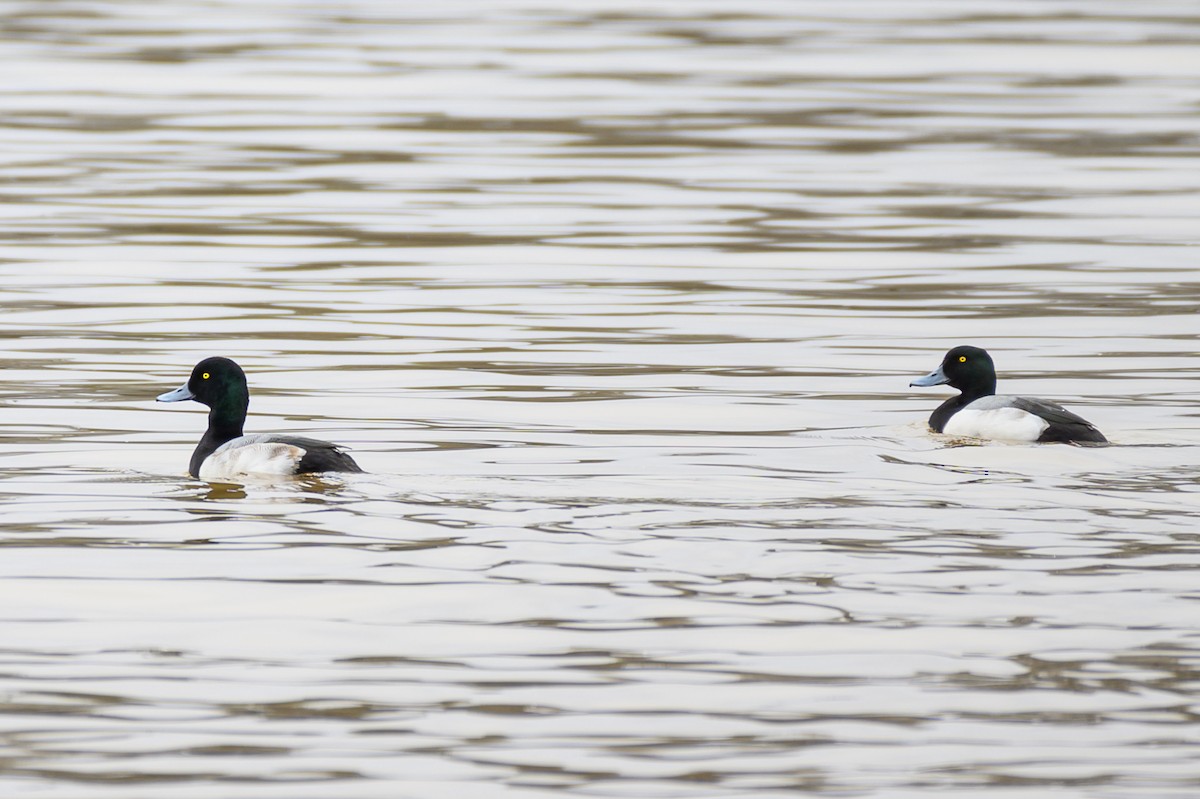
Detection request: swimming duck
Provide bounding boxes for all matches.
[910,345,1107,444]
[157,357,364,478]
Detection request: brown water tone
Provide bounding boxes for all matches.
[0,1,1198,797]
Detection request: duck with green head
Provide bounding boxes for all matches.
[158,356,364,478]
[910,345,1107,444]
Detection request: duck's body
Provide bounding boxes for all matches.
[930,393,1106,443]
[912,346,1107,445]
[194,434,363,480]
[158,357,363,479]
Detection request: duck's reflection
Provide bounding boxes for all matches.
[202,481,247,501]
[184,474,351,502]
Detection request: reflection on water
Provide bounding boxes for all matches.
[1,1,1199,796]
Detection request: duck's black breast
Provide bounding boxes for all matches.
[929,394,971,433]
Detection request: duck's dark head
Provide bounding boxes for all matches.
[158,356,250,418]
[910,345,997,396]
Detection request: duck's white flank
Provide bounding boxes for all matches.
[942,396,1050,442]
[198,435,306,479]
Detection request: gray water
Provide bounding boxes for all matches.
[1,1,1199,796]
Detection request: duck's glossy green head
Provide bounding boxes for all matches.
[158,356,249,411]
[910,345,997,394]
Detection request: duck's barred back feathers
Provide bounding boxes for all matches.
[1009,398,1108,445]
[287,436,365,473]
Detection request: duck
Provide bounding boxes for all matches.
[157,356,364,478]
[910,345,1107,444]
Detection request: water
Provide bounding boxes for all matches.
[1,1,1199,796]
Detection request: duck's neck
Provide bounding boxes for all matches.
[959,376,996,404]
[929,379,996,433]
[188,389,248,477]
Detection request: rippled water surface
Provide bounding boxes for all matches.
[2,1,1199,796]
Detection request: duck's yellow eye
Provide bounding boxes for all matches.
[202,372,210,379]
[958,356,967,362]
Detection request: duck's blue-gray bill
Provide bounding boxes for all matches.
[157,383,195,402]
[910,366,949,387]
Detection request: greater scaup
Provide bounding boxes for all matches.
[910,345,1107,444]
[157,357,364,478]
